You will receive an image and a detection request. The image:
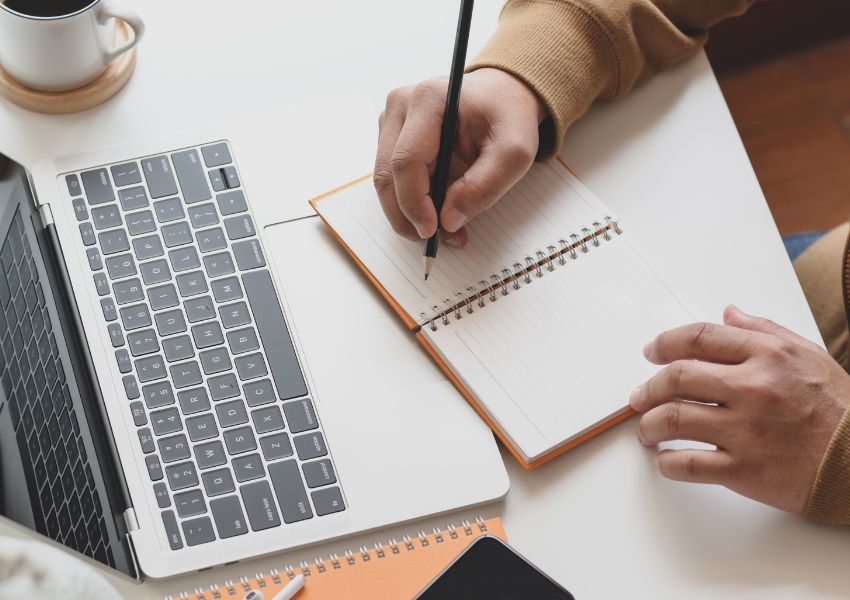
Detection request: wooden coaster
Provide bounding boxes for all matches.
[0,20,137,114]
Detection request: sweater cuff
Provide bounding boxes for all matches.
[805,403,850,524]
[467,0,618,158]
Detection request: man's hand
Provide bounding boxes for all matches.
[374,68,546,247]
[630,305,850,514]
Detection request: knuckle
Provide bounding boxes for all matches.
[689,322,714,352]
[681,454,699,480]
[412,79,444,102]
[390,146,416,174]
[500,139,536,166]
[385,86,410,107]
[372,166,394,193]
[665,360,688,392]
[664,402,682,437]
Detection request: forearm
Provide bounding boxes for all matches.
[468,0,757,156]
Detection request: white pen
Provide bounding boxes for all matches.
[272,574,306,600]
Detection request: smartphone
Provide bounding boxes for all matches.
[414,535,575,600]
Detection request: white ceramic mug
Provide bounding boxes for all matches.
[0,0,145,91]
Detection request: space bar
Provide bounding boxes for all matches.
[242,270,309,400]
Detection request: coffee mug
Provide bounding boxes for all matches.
[0,0,145,92]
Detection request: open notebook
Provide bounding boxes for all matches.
[312,160,696,468]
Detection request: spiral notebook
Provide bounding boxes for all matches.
[311,159,696,468]
[169,517,504,600]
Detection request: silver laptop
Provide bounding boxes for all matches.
[0,122,507,580]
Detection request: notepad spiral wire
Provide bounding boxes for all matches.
[419,216,622,331]
[165,517,491,600]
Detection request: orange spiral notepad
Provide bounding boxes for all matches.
[169,517,506,600]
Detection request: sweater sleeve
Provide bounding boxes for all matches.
[467,0,756,157]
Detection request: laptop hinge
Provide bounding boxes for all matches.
[37,202,54,227]
[123,507,140,533]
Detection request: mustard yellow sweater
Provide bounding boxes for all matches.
[469,0,850,524]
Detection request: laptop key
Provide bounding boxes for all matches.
[138,428,155,454]
[118,186,149,210]
[196,227,226,253]
[122,374,139,399]
[105,253,136,280]
[283,398,318,433]
[141,156,178,199]
[129,402,147,426]
[91,204,122,230]
[155,309,187,336]
[235,353,267,381]
[240,480,281,531]
[244,379,274,407]
[100,297,117,322]
[223,166,240,189]
[211,276,242,302]
[174,489,206,518]
[81,169,114,205]
[150,407,182,436]
[79,223,96,246]
[161,510,183,550]
[303,459,336,488]
[142,381,175,409]
[294,432,327,460]
[169,360,202,388]
[251,405,284,434]
[200,347,231,375]
[191,322,223,349]
[72,197,88,221]
[127,329,159,357]
[188,203,219,229]
[66,174,83,197]
[119,303,151,330]
[86,248,103,271]
[154,197,185,223]
[115,349,132,373]
[260,432,293,461]
[145,455,163,481]
[208,372,239,401]
[268,460,312,523]
[223,215,255,240]
[135,354,166,382]
[202,251,234,278]
[163,334,194,363]
[243,270,308,400]
[113,278,144,304]
[176,270,208,297]
[158,434,191,463]
[126,210,156,235]
[215,400,247,428]
[184,295,215,323]
[227,327,259,355]
[182,516,216,546]
[168,247,200,272]
[312,487,345,517]
[177,387,210,415]
[186,413,218,442]
[139,259,170,285]
[107,323,125,348]
[210,495,248,538]
[132,234,164,260]
[162,221,193,248]
[202,468,234,497]
[232,453,265,482]
[219,301,250,329]
[194,440,226,469]
[223,426,256,455]
[209,169,226,192]
[165,461,198,491]
[148,283,179,310]
[172,149,212,204]
[216,190,247,215]
[201,143,231,168]
[110,162,142,187]
[154,482,171,509]
[99,229,130,255]
[232,239,266,271]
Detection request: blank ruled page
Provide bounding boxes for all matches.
[315,161,611,324]
[422,237,696,461]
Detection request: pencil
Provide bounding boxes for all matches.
[424,0,474,280]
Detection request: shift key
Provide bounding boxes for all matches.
[141,156,178,198]
[268,460,313,523]
[172,149,211,204]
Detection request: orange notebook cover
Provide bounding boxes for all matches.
[171,517,505,600]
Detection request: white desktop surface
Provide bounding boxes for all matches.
[1,1,848,598]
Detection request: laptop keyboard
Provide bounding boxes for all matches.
[0,209,114,567]
[64,142,344,550]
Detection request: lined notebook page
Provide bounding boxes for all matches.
[315,161,610,325]
[422,237,696,461]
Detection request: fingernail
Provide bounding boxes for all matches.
[642,342,653,360]
[413,221,430,239]
[629,384,642,409]
[441,208,467,233]
[443,236,462,248]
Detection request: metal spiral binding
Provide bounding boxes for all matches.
[419,216,622,332]
[172,517,492,599]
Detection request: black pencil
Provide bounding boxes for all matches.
[424,0,474,280]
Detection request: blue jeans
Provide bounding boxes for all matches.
[784,230,828,262]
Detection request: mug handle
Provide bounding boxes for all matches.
[97,0,146,64]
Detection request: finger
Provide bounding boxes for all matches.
[723,304,822,352]
[629,360,735,413]
[441,227,468,248]
[391,81,446,238]
[655,448,735,485]
[644,321,760,366]
[638,401,732,447]
[374,103,418,241]
[439,132,536,233]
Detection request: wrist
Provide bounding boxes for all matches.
[476,67,549,124]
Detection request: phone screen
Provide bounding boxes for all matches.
[416,536,574,600]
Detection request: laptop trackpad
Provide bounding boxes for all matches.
[262,216,506,517]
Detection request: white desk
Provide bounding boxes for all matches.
[2,2,848,598]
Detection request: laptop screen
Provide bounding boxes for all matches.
[0,157,137,579]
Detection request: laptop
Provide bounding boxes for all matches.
[0,115,508,580]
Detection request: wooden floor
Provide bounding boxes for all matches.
[717,36,850,234]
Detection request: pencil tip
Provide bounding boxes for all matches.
[423,256,434,281]
[424,273,429,281]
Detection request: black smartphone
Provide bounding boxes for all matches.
[414,535,575,600]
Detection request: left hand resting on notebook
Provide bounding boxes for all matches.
[629,304,850,515]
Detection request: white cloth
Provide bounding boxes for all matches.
[0,536,120,600]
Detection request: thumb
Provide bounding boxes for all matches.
[439,135,536,233]
[723,304,821,351]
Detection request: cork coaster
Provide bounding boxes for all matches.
[0,20,137,114]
